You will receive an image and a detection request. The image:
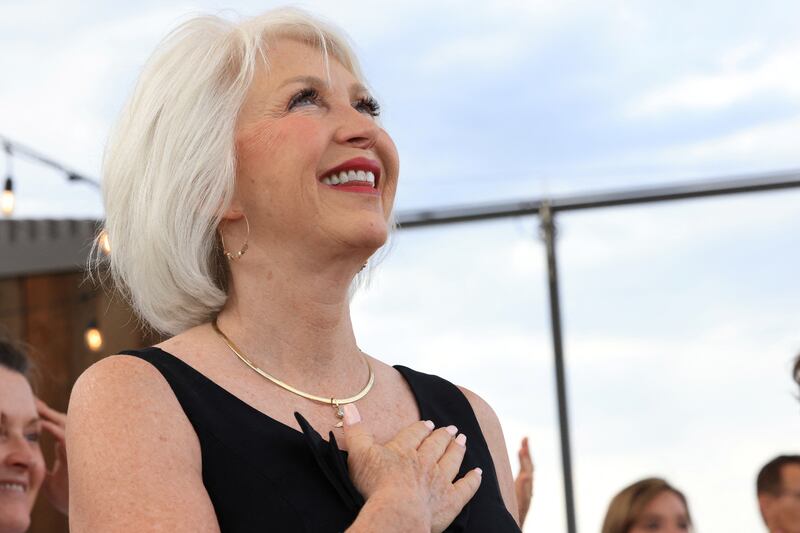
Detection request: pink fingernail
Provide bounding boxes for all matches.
[455,434,467,446]
[424,420,435,430]
[475,467,483,476]
[445,425,458,436]
[343,404,361,426]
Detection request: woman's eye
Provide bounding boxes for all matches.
[287,88,321,111]
[354,96,381,117]
[25,432,41,443]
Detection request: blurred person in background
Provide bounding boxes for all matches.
[601,477,693,533]
[0,335,68,533]
[515,436,533,528]
[794,354,799,396]
[757,455,800,533]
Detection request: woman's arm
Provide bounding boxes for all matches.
[67,356,221,533]
[458,386,520,525]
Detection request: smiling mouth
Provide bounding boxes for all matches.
[321,169,376,188]
[318,157,382,191]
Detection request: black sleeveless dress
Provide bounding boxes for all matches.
[121,348,520,532]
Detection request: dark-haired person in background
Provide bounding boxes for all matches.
[794,354,799,396]
[757,455,800,533]
[0,337,68,533]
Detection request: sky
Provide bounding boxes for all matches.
[2,1,799,531]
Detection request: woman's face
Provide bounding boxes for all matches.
[629,490,691,533]
[0,367,45,533]
[232,37,399,262]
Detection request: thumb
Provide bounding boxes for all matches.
[342,404,373,457]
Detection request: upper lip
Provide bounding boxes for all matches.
[319,157,382,187]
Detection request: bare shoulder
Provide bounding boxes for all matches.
[457,385,520,524]
[67,355,220,532]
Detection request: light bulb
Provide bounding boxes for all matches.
[98,229,111,255]
[1,177,13,217]
[84,322,103,352]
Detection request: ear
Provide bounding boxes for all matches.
[221,201,245,222]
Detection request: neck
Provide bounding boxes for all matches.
[215,244,369,392]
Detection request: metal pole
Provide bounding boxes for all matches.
[540,202,577,533]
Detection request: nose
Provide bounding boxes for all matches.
[333,103,379,150]
[3,434,37,470]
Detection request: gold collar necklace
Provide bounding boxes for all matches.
[212,318,374,428]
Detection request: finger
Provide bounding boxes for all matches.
[417,425,457,466]
[437,432,467,482]
[389,419,436,452]
[341,404,374,458]
[40,419,66,443]
[451,467,482,509]
[36,399,67,425]
[54,440,67,462]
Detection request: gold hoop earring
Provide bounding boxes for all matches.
[221,214,250,261]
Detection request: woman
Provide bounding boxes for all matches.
[602,477,693,533]
[0,336,68,533]
[67,8,520,532]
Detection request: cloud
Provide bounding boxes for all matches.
[628,40,800,117]
[653,114,800,168]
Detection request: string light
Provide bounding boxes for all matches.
[2,142,13,217]
[84,320,103,352]
[0,135,100,216]
[98,229,111,255]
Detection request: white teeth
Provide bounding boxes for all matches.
[0,483,25,493]
[321,169,378,188]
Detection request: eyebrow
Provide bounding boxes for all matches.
[0,412,41,426]
[278,75,369,95]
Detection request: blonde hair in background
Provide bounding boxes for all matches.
[601,477,693,533]
[99,7,381,336]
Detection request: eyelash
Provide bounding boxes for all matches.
[287,88,381,117]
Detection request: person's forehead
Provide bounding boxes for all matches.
[259,37,358,88]
[644,491,687,514]
[0,366,37,422]
[781,464,800,488]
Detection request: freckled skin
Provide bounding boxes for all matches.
[228,37,399,262]
[0,367,45,533]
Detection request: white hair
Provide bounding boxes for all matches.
[99,7,382,336]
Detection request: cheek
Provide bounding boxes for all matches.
[377,131,400,203]
[236,117,325,192]
[28,452,46,496]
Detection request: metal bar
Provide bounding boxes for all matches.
[0,134,101,188]
[540,203,578,533]
[396,169,800,228]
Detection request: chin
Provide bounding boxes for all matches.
[355,221,390,250]
[0,513,31,533]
